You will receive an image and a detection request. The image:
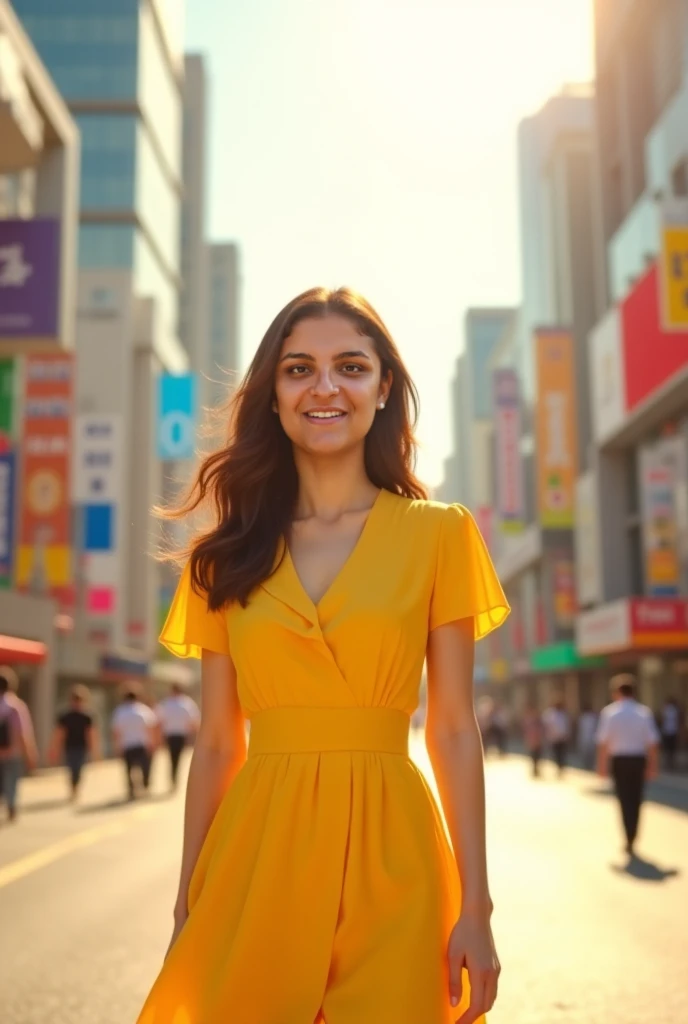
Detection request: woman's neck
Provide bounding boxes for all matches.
[292,448,379,521]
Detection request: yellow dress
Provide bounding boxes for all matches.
[138,492,508,1024]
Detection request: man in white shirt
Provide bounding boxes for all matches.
[155,684,200,791]
[596,673,660,856]
[111,685,159,801]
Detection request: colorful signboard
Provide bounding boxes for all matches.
[659,224,688,331]
[575,471,602,606]
[534,330,577,528]
[553,557,576,629]
[622,265,688,412]
[639,437,685,597]
[16,354,73,601]
[157,373,197,461]
[73,414,124,620]
[577,597,688,656]
[0,358,17,450]
[493,368,524,532]
[0,219,60,340]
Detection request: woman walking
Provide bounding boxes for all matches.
[137,288,509,1024]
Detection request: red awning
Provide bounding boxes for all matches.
[0,634,47,664]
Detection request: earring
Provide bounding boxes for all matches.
[272,401,278,413]
[377,400,386,410]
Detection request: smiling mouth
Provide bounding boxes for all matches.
[304,410,347,421]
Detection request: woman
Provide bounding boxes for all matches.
[138,288,509,1024]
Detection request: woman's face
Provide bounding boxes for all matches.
[274,314,391,457]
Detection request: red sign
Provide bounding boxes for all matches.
[621,264,688,411]
[17,354,73,601]
[630,598,688,646]
[577,597,688,655]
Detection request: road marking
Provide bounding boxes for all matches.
[0,805,157,890]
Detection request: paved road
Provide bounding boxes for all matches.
[1,742,687,1023]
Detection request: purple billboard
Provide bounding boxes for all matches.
[0,218,60,339]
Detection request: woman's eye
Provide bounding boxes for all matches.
[341,364,363,373]
[287,365,309,375]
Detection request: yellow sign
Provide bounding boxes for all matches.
[660,225,688,330]
[534,330,578,529]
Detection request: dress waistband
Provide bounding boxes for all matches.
[248,707,410,756]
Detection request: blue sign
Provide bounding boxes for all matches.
[0,451,16,586]
[157,374,197,460]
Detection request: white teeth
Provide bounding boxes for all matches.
[306,411,343,419]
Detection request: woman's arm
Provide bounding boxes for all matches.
[171,650,247,931]
[426,617,499,1024]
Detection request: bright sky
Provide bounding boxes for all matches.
[184,0,594,487]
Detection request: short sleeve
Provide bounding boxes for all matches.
[429,504,510,640]
[159,561,230,659]
[595,710,609,744]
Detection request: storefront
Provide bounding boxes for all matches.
[576,597,688,710]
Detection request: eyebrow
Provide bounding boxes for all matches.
[279,349,372,363]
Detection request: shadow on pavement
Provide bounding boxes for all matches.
[20,798,72,813]
[582,782,688,815]
[77,792,173,814]
[611,854,680,883]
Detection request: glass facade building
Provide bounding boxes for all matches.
[14,0,183,354]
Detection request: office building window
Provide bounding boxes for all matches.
[79,224,134,269]
[76,115,137,211]
[14,2,139,100]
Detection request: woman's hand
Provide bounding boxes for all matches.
[447,908,500,1023]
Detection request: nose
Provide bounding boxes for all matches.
[310,368,339,397]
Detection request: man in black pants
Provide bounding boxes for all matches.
[155,684,200,792]
[596,673,660,857]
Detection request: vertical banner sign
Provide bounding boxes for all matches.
[17,354,73,601]
[0,359,18,588]
[0,218,60,340]
[493,368,524,532]
[659,224,688,331]
[73,415,123,617]
[534,330,577,528]
[639,438,682,597]
[553,557,576,629]
[0,452,16,588]
[158,374,197,461]
[0,358,17,450]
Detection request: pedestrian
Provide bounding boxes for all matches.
[137,287,508,1023]
[0,666,38,823]
[522,702,544,778]
[2,664,39,773]
[659,696,681,772]
[596,673,660,857]
[542,697,570,776]
[111,684,159,801]
[155,683,200,791]
[577,703,598,771]
[49,685,101,802]
[491,702,510,756]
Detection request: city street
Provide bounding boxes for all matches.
[1,739,687,1024]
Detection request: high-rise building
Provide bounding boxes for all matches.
[575,0,688,711]
[0,0,80,755]
[490,86,607,710]
[179,53,209,405]
[14,0,188,661]
[207,242,241,411]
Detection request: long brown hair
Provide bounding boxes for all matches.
[169,286,427,609]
